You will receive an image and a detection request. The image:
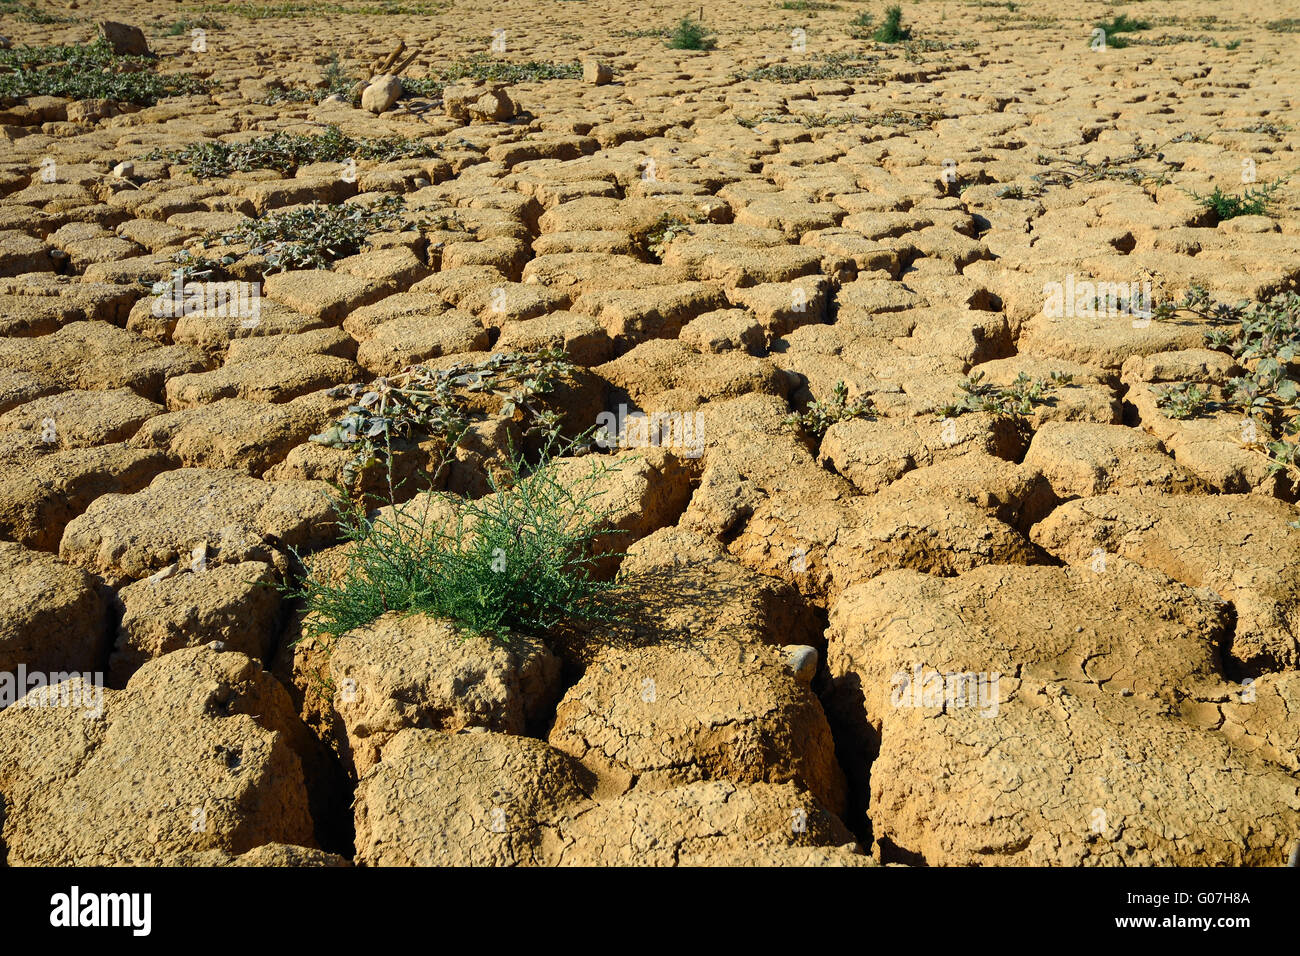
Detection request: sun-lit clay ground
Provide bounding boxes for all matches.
[0,0,1299,867]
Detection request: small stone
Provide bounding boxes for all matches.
[66,99,117,123]
[321,93,348,105]
[470,88,515,122]
[112,161,134,179]
[583,60,613,85]
[361,74,402,114]
[97,21,150,57]
[785,645,819,685]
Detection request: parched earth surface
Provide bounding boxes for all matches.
[1,0,1299,866]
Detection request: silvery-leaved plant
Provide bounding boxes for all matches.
[311,349,576,478]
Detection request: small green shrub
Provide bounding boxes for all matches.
[162,125,438,179]
[291,436,625,642]
[1092,12,1150,47]
[1154,287,1300,488]
[873,5,912,43]
[667,17,717,50]
[311,349,576,478]
[159,16,223,36]
[940,370,1072,421]
[1154,382,1211,419]
[320,52,356,98]
[1095,13,1151,34]
[786,381,875,438]
[1189,179,1286,221]
[639,213,697,262]
[848,11,875,38]
[209,196,411,272]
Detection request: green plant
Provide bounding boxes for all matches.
[2,2,78,23]
[1238,121,1292,137]
[1095,13,1150,34]
[940,370,1072,421]
[1092,12,1150,47]
[258,86,317,105]
[873,5,912,42]
[0,39,208,105]
[402,55,582,98]
[311,349,576,478]
[615,27,672,38]
[1188,179,1286,221]
[786,381,875,438]
[848,10,875,38]
[667,16,716,50]
[1265,19,1300,33]
[159,16,223,35]
[161,125,438,179]
[1154,382,1211,419]
[738,52,877,82]
[291,435,626,642]
[208,196,411,272]
[320,52,355,98]
[639,213,696,262]
[1153,287,1300,485]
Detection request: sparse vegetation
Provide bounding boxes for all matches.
[786,381,875,438]
[737,107,939,129]
[739,52,877,82]
[291,435,625,642]
[1238,121,1292,137]
[848,10,875,38]
[1093,12,1151,48]
[1155,382,1211,420]
[0,0,78,23]
[639,214,697,262]
[1033,138,1182,189]
[1189,179,1286,221]
[667,17,716,51]
[615,26,672,39]
[311,349,576,478]
[159,125,439,179]
[159,16,224,35]
[207,196,413,272]
[940,370,1072,421]
[196,1,447,19]
[873,5,912,43]
[1153,287,1300,486]
[402,55,582,97]
[0,40,208,105]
